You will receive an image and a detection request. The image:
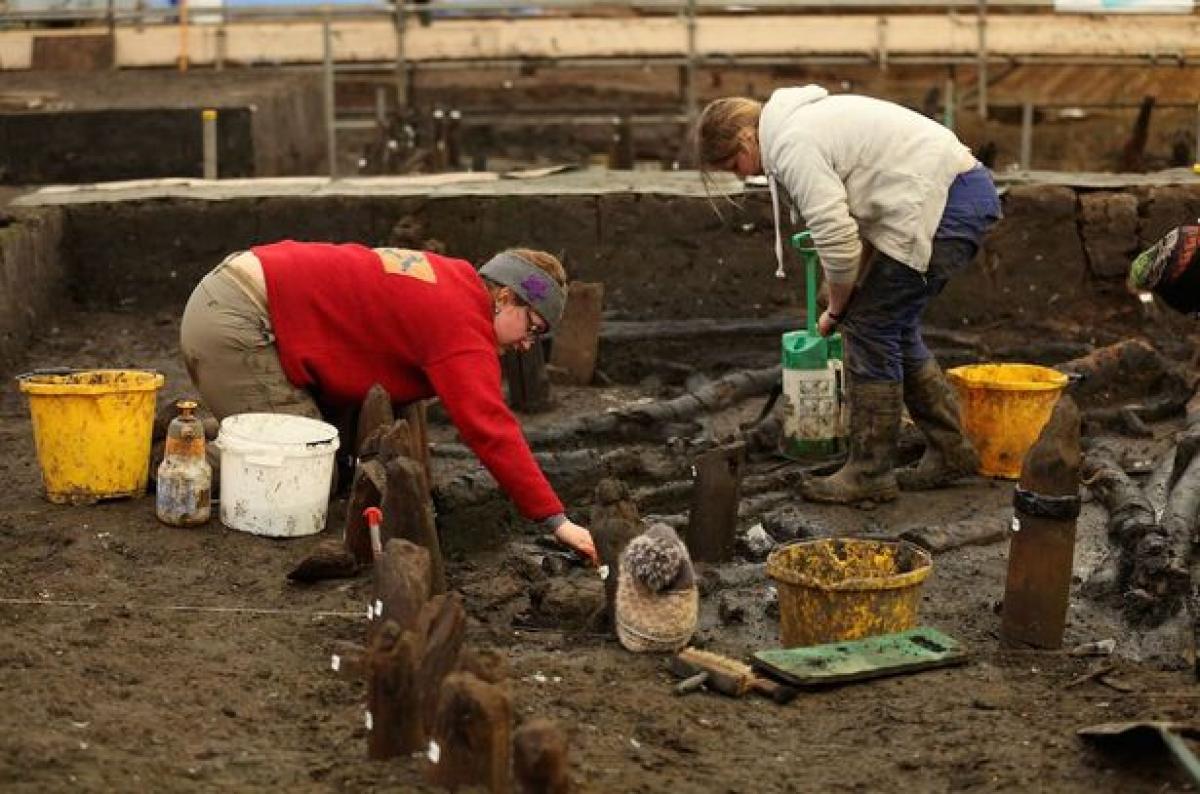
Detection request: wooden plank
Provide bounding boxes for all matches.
[549,281,604,387]
[6,15,1200,71]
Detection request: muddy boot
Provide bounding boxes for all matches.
[800,379,901,505]
[896,359,979,490]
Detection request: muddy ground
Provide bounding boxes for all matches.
[0,301,1197,793]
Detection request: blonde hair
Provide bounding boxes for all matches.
[693,97,762,173]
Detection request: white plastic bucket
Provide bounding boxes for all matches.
[216,413,340,538]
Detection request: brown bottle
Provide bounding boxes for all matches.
[156,400,212,527]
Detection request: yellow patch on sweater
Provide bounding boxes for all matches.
[377,248,437,283]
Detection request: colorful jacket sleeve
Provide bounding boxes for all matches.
[423,349,565,521]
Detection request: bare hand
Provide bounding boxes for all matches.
[817,309,839,337]
[553,520,599,566]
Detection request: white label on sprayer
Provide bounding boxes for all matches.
[782,363,845,444]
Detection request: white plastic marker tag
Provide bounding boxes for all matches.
[365,711,373,731]
[366,604,374,621]
[598,565,610,581]
[374,599,383,617]
[427,740,441,764]
[1011,515,1021,533]
[331,654,341,672]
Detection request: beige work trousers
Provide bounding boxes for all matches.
[179,256,321,423]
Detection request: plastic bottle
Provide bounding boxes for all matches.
[156,400,212,526]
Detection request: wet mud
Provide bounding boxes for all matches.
[0,304,1197,793]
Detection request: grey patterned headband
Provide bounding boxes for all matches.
[479,252,567,331]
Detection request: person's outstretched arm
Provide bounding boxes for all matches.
[424,349,598,564]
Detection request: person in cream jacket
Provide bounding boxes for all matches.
[694,85,1001,504]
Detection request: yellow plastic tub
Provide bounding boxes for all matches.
[947,363,1068,479]
[17,369,165,504]
[766,538,932,648]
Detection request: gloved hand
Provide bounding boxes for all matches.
[553,519,599,567]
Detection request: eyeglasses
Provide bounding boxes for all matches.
[525,306,549,339]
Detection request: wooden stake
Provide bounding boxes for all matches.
[549,282,604,386]
[589,478,642,629]
[685,442,746,563]
[425,671,513,794]
[372,538,432,633]
[503,343,553,413]
[1001,396,1081,649]
[366,621,424,759]
[514,719,570,794]
[415,593,467,731]
[356,384,396,456]
[382,456,447,595]
[344,459,387,567]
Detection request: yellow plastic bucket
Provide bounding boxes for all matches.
[17,369,165,504]
[947,363,1068,479]
[766,538,932,648]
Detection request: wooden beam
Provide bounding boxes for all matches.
[6,15,1200,70]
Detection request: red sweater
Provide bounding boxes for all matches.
[254,240,563,521]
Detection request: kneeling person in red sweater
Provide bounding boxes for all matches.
[180,240,598,564]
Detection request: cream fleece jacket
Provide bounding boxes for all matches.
[759,85,975,284]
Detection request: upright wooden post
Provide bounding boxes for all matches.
[590,479,642,629]
[426,672,513,794]
[356,384,396,454]
[976,0,988,120]
[503,344,552,413]
[382,455,446,594]
[366,621,423,758]
[682,0,697,131]
[402,401,433,490]
[393,0,409,110]
[415,593,468,731]
[1000,396,1080,649]
[548,282,604,387]
[514,719,570,794]
[685,442,746,563]
[372,539,432,638]
[323,13,337,179]
[177,0,189,71]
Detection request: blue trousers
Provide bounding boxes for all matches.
[839,237,979,382]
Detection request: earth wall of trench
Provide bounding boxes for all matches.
[2,181,1199,376]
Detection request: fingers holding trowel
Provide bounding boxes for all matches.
[551,519,599,566]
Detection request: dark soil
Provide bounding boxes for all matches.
[1,304,1197,793]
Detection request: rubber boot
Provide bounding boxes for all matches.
[800,378,901,504]
[896,359,979,490]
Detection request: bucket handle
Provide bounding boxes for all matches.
[245,455,286,468]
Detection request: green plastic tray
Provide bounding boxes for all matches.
[752,627,968,687]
